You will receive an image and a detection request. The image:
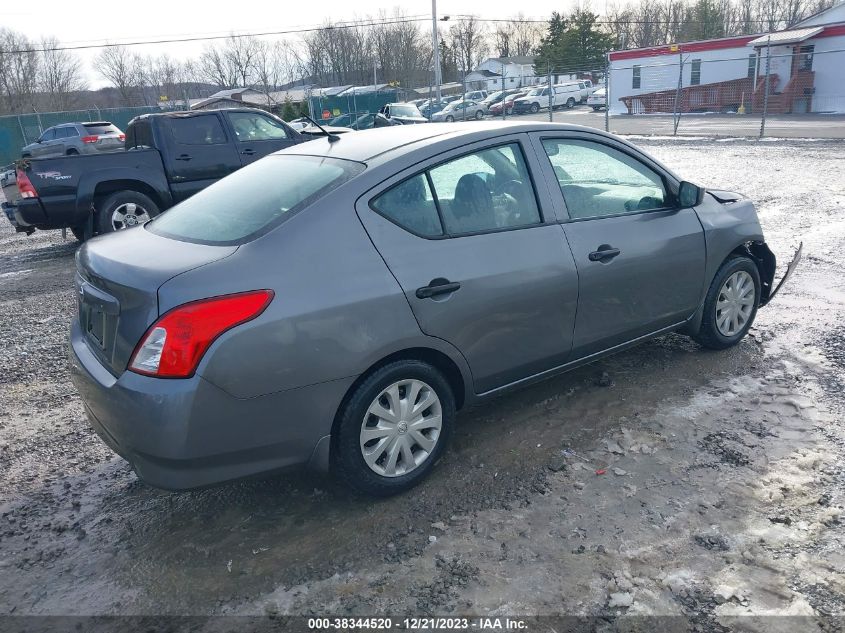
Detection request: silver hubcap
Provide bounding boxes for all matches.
[111,202,150,231]
[360,379,442,477]
[716,270,755,336]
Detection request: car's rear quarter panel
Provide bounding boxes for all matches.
[157,186,448,400]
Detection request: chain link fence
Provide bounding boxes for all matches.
[0,105,182,167]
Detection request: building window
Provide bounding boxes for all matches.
[747,54,757,79]
[632,65,641,89]
[797,45,814,71]
[690,59,701,86]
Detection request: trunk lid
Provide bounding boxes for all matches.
[75,226,237,375]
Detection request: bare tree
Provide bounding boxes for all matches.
[39,37,86,111]
[448,16,489,76]
[0,29,40,114]
[493,15,542,58]
[93,45,143,106]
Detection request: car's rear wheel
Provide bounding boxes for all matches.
[96,190,160,235]
[530,103,540,113]
[693,256,761,350]
[332,360,455,496]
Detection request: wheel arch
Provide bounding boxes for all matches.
[681,240,773,335]
[92,180,165,211]
[315,346,468,474]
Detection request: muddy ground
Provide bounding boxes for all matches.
[0,138,843,627]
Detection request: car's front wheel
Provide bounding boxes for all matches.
[475,109,484,120]
[530,103,540,113]
[332,360,455,496]
[693,256,761,349]
[567,97,576,108]
[445,115,454,122]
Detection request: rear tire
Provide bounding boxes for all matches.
[96,190,160,235]
[70,225,87,242]
[693,256,761,350]
[332,360,455,497]
[475,109,484,120]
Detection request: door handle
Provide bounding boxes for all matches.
[416,279,461,299]
[588,246,621,262]
[175,154,192,161]
[240,148,255,155]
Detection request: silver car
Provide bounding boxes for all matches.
[431,100,485,122]
[21,122,124,158]
[69,122,800,496]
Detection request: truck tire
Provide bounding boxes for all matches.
[567,97,576,108]
[96,190,160,235]
[70,226,87,242]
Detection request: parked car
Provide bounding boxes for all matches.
[21,122,124,159]
[430,100,485,122]
[488,91,528,116]
[69,122,800,496]
[512,84,582,114]
[376,103,428,125]
[419,99,456,119]
[288,118,311,131]
[479,89,521,110]
[464,90,488,102]
[9,108,304,240]
[587,87,607,111]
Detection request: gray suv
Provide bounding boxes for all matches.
[21,122,124,158]
[69,122,800,497]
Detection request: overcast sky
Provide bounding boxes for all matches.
[4,0,585,88]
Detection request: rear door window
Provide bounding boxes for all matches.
[371,174,443,237]
[167,115,227,145]
[148,155,364,245]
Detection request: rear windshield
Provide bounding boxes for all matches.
[83,123,120,135]
[147,155,364,245]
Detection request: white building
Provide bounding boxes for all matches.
[465,56,538,92]
[607,2,845,114]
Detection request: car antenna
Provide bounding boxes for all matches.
[303,115,340,143]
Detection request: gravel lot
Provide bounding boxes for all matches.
[0,138,843,627]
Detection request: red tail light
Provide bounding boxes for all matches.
[118,134,126,141]
[129,290,274,378]
[16,169,37,199]
[81,135,99,144]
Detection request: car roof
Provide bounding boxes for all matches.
[280,121,620,165]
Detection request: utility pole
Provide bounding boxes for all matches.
[760,36,772,139]
[432,0,442,101]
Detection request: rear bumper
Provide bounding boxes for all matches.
[69,318,354,489]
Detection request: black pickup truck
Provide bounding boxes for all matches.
[7,108,308,240]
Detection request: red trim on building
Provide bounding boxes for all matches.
[817,23,845,37]
[609,35,759,60]
[609,24,845,61]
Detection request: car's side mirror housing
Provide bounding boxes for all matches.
[678,181,705,208]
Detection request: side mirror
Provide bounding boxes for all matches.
[678,181,705,208]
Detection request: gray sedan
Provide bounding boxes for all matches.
[69,122,800,496]
[430,100,485,122]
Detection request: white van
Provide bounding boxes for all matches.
[511,83,582,113]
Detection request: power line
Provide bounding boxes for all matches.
[0,13,815,56]
[0,16,433,55]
